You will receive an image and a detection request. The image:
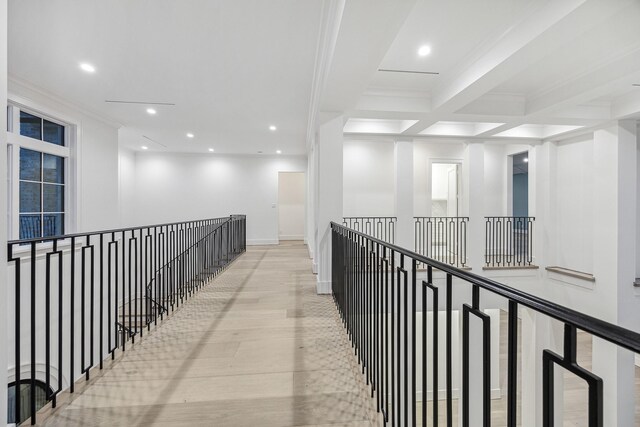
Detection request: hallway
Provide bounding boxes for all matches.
[40,242,378,426]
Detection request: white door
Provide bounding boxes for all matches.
[278,172,305,241]
[446,166,458,216]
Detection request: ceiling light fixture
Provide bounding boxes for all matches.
[417,45,431,57]
[208,148,214,152]
[141,146,148,150]
[186,133,194,138]
[269,125,277,131]
[146,108,157,115]
[80,63,96,73]
[276,150,282,154]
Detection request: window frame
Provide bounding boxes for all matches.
[6,98,79,242]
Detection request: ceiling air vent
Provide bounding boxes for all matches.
[378,69,439,75]
[105,100,175,106]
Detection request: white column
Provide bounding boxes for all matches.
[306,142,316,266]
[520,308,564,427]
[0,0,8,423]
[394,139,413,249]
[590,121,637,426]
[464,142,485,270]
[531,141,557,268]
[315,115,343,294]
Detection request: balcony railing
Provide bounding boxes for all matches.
[414,216,468,268]
[7,215,246,425]
[342,216,396,244]
[485,216,535,268]
[331,221,639,426]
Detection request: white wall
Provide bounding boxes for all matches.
[8,80,121,233]
[278,172,305,240]
[343,139,394,216]
[0,0,8,423]
[132,152,307,245]
[484,144,507,216]
[555,136,594,273]
[637,133,640,279]
[117,140,136,227]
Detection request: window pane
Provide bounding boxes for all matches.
[19,181,41,213]
[43,184,64,212]
[20,111,42,140]
[20,148,41,181]
[43,214,64,237]
[43,154,64,183]
[43,119,65,146]
[19,215,41,239]
[7,380,51,424]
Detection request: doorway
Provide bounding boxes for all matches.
[512,152,528,218]
[431,162,460,216]
[278,172,305,241]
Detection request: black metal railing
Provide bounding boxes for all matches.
[485,216,535,268]
[414,217,468,268]
[331,221,640,426]
[342,217,396,245]
[7,215,246,425]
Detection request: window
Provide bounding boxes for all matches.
[19,148,65,238]
[7,104,73,240]
[7,380,52,424]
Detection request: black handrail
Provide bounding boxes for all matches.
[9,216,229,245]
[333,221,640,353]
[331,221,639,426]
[7,215,246,425]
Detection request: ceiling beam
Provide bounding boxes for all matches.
[306,0,346,149]
[402,0,623,136]
[526,50,640,117]
[611,91,640,119]
[320,0,417,112]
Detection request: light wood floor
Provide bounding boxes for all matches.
[41,242,380,427]
[37,242,640,426]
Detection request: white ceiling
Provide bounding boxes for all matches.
[8,0,640,152]
[8,0,323,154]
[333,0,640,142]
[369,0,536,93]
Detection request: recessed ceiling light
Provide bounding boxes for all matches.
[79,63,96,73]
[208,148,214,152]
[141,146,148,150]
[523,158,529,163]
[257,151,263,154]
[146,108,157,115]
[276,150,282,154]
[417,45,431,57]
[186,133,194,138]
[269,125,277,131]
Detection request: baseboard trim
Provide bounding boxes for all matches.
[278,235,304,241]
[316,279,331,294]
[247,239,279,246]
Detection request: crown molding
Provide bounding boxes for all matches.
[8,74,123,129]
